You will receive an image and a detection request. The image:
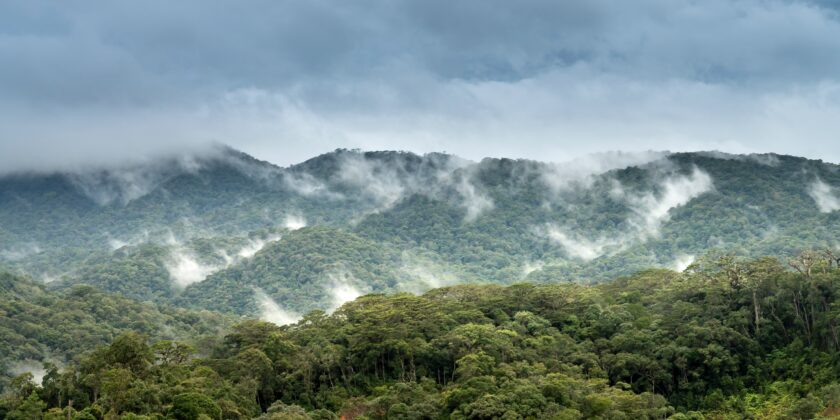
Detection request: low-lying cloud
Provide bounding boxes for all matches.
[808,177,840,212]
[285,151,494,221]
[282,171,342,199]
[335,153,410,208]
[399,253,463,293]
[233,234,283,260]
[107,230,151,250]
[697,151,781,167]
[66,152,216,205]
[325,269,364,312]
[166,234,283,287]
[254,288,300,326]
[542,226,624,261]
[282,214,307,230]
[7,360,48,385]
[624,167,714,237]
[540,151,669,193]
[541,165,714,260]
[458,177,494,222]
[58,145,283,205]
[671,254,696,272]
[165,250,219,288]
[0,243,41,261]
[522,260,545,277]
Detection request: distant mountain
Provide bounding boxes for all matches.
[2,147,840,317]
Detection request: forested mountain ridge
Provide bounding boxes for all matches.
[2,148,840,317]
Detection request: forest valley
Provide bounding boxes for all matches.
[5,250,840,419]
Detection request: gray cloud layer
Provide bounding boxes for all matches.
[2,0,840,171]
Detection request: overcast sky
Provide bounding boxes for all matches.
[2,0,840,171]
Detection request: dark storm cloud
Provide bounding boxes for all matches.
[1,0,840,171]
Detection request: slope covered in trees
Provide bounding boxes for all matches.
[0,272,234,391]
[177,227,404,315]
[5,253,840,419]
[3,148,840,317]
[52,231,287,303]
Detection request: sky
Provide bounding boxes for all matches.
[2,0,840,172]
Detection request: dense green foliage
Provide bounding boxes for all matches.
[7,253,840,419]
[0,272,234,390]
[58,245,175,302]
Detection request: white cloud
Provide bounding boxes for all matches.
[540,165,713,259]
[165,250,219,288]
[65,153,212,205]
[56,145,279,205]
[287,151,493,221]
[7,360,48,385]
[326,270,364,312]
[624,167,714,236]
[282,171,339,198]
[671,254,696,272]
[163,229,180,246]
[107,238,129,250]
[542,225,624,261]
[399,253,463,293]
[283,214,307,230]
[444,170,495,222]
[254,288,300,326]
[166,232,284,287]
[40,274,60,284]
[522,260,545,276]
[335,153,409,208]
[235,234,282,259]
[159,223,292,289]
[0,243,41,261]
[540,151,669,193]
[808,177,840,212]
[107,229,150,250]
[697,151,780,166]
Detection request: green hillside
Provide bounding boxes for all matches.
[0,272,234,389]
[5,254,840,419]
[2,148,840,317]
[178,227,403,315]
